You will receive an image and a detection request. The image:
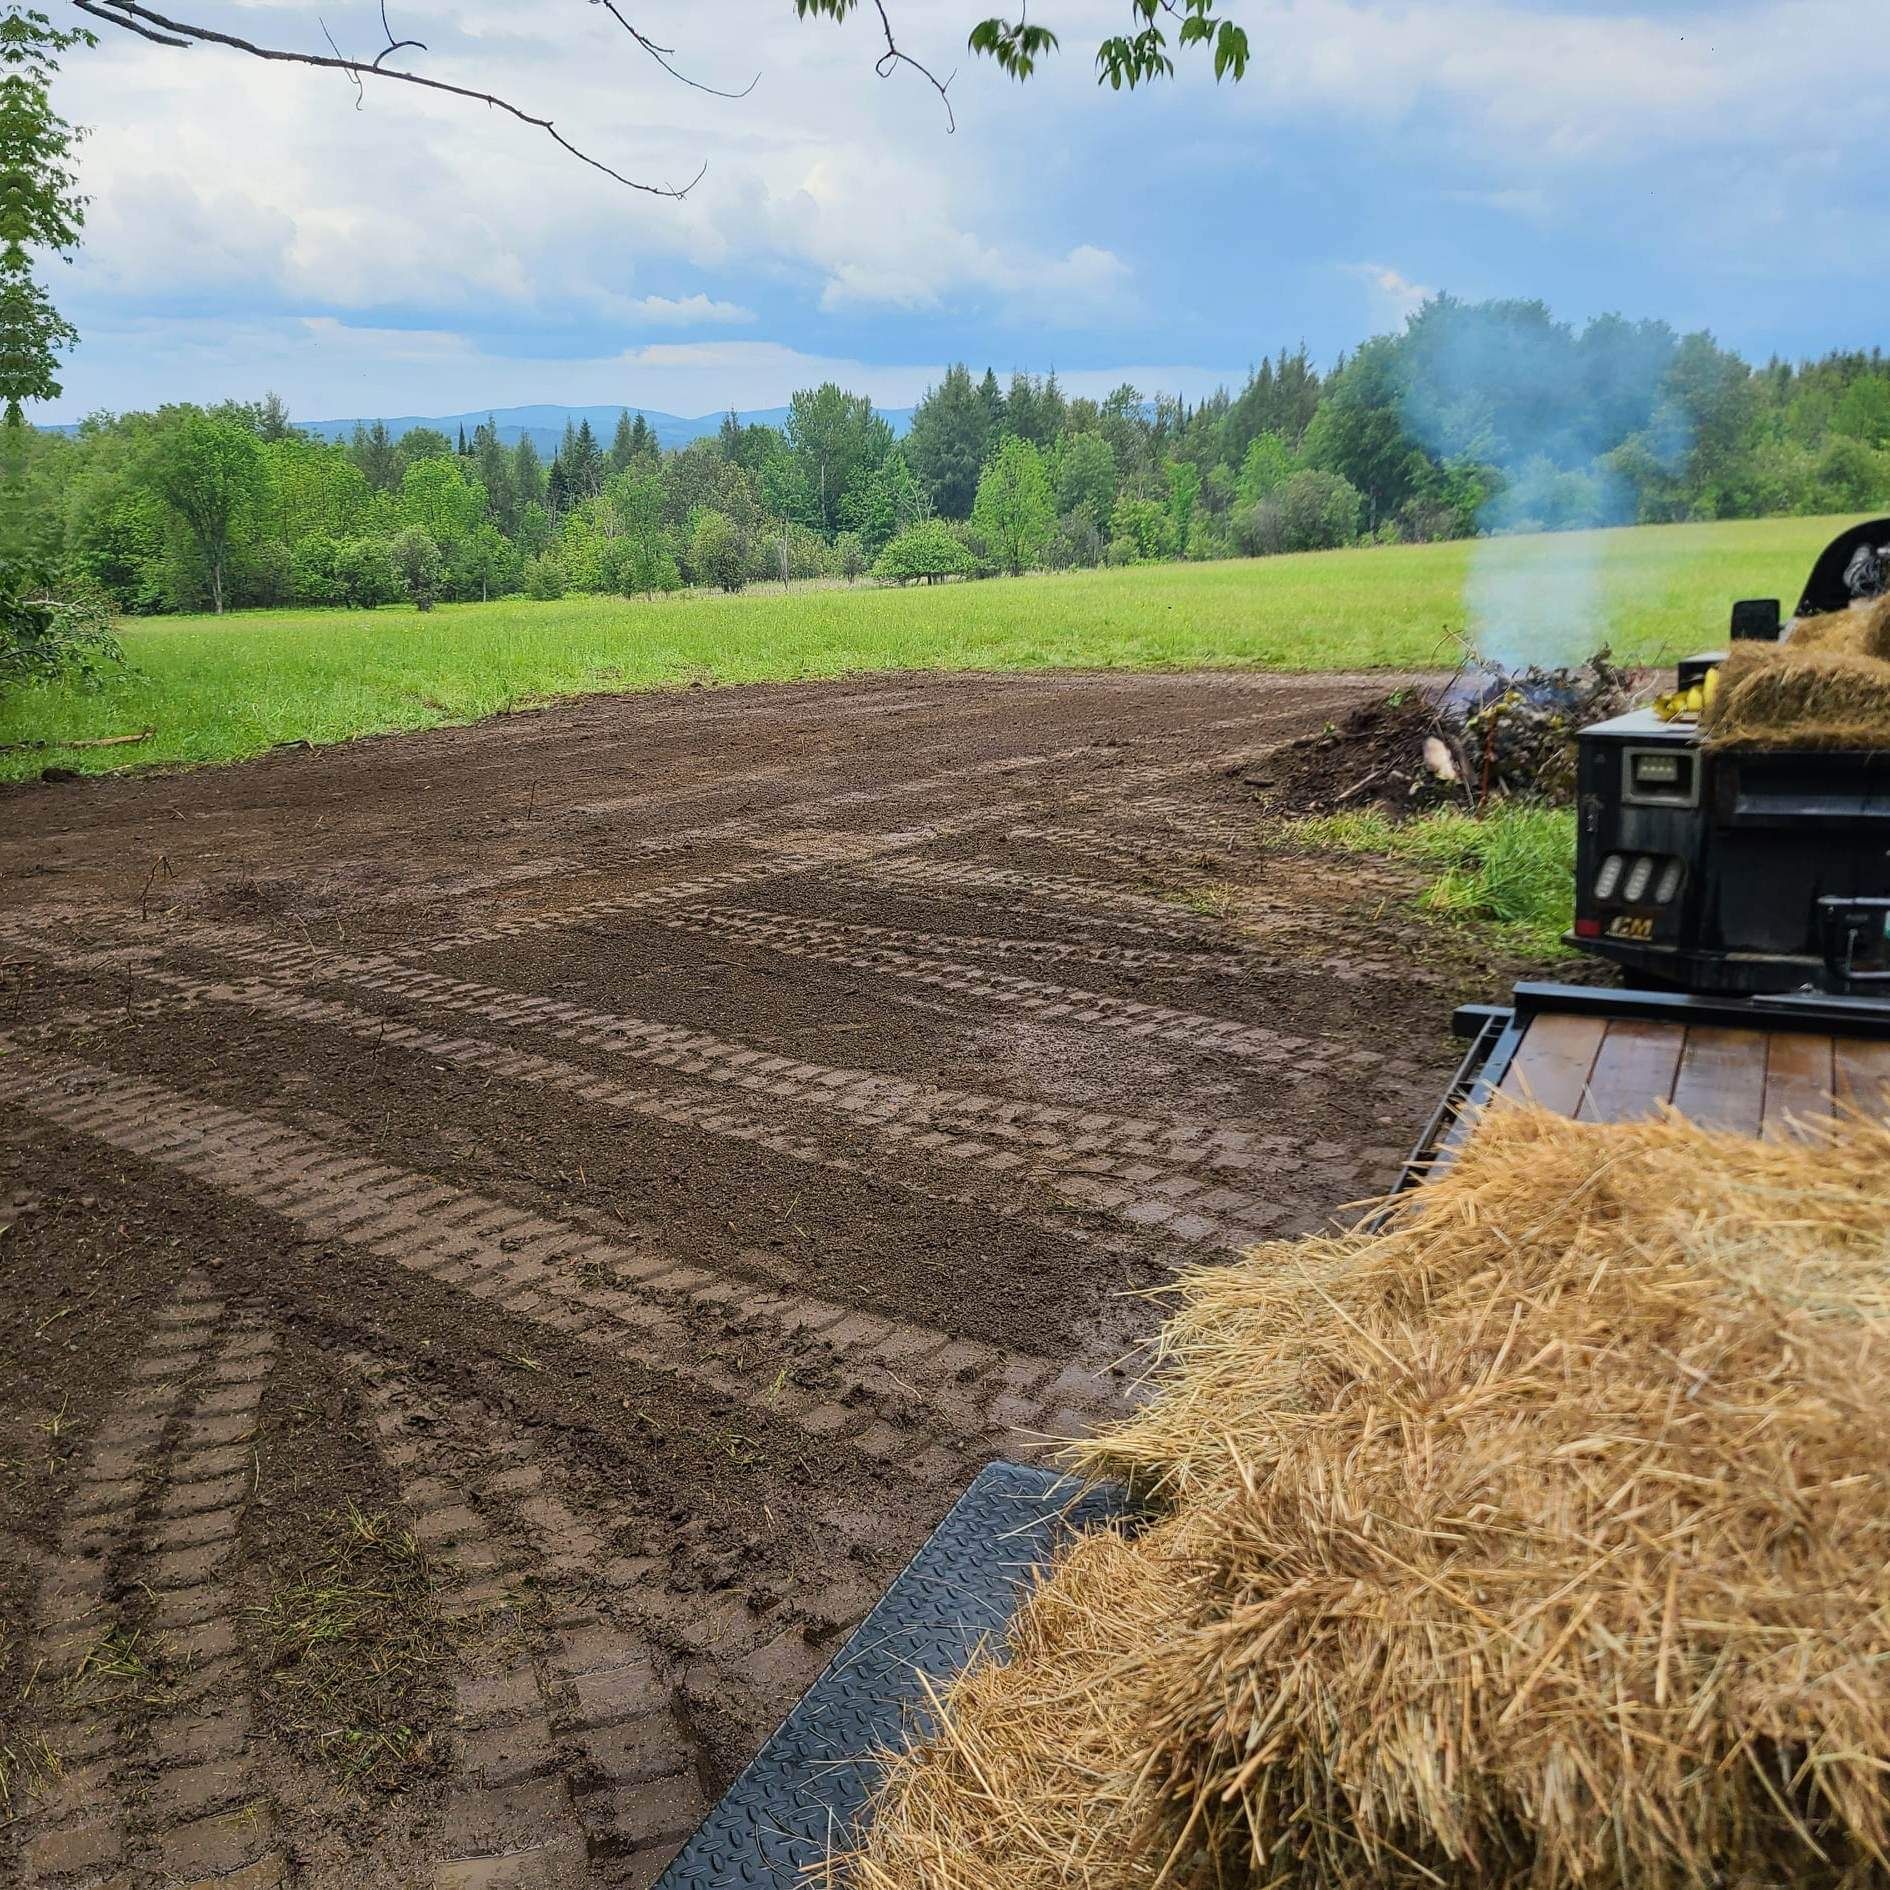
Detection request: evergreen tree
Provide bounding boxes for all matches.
[512,435,545,508]
[546,452,570,515]
[567,418,605,500]
[904,365,995,520]
[978,367,1005,440]
[350,420,399,492]
[474,418,513,533]
[456,423,468,455]
[610,409,637,474]
[1004,370,1065,449]
[631,413,655,458]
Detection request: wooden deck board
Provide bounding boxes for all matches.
[1496,1013,1606,1117]
[1835,1039,1890,1122]
[1668,1026,1768,1137]
[1760,1032,1837,1142]
[1575,1019,1685,1124]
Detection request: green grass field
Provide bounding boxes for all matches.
[0,514,1858,782]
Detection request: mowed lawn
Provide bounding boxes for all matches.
[1,514,1855,781]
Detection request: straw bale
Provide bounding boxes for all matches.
[838,1106,1890,1890]
[1704,639,1890,748]
[836,1523,1186,1890]
[1787,592,1890,662]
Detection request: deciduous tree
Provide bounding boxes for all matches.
[970,435,1054,574]
[142,408,265,613]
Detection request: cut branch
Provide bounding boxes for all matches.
[72,0,705,197]
[870,0,954,129]
[589,0,758,98]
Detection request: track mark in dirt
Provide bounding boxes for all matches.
[349,1355,708,1887]
[663,902,1257,976]
[348,1356,593,1889]
[645,902,1399,1080]
[135,1318,285,1887]
[9,1276,223,1889]
[20,928,1355,1253]
[0,1050,1126,1477]
[20,965,1188,1259]
[856,857,1226,931]
[405,819,989,960]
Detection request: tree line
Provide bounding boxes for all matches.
[19,296,1890,619]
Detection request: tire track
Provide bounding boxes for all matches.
[132,1318,285,1888]
[9,1277,223,1890]
[22,918,1279,1160]
[842,857,1225,934]
[404,817,988,960]
[0,1050,1127,1482]
[346,1356,617,1888]
[648,902,1375,1076]
[680,903,1256,975]
[12,928,1350,1251]
[28,965,1242,1254]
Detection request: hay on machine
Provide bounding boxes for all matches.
[1705,639,1890,749]
[1697,589,1890,749]
[833,1105,1890,1890]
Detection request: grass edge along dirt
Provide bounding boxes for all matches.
[0,512,1849,783]
[1286,802,1579,957]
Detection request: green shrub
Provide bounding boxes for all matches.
[522,552,566,600]
[873,518,971,585]
[389,526,444,612]
[1107,494,1178,565]
[332,537,399,609]
[688,508,748,592]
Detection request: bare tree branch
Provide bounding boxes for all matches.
[371,0,426,71]
[588,0,758,99]
[71,0,707,197]
[869,0,954,131]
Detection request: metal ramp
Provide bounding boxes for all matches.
[654,1460,1136,1889]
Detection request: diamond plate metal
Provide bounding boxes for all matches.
[655,1460,1137,1889]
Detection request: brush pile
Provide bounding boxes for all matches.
[834,1104,1890,1890]
[1432,650,1633,806]
[1704,596,1890,749]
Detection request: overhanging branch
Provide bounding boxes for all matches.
[71,0,708,197]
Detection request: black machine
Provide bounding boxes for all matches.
[1571,519,1890,995]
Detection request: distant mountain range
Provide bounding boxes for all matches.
[296,402,916,456]
[37,400,918,453]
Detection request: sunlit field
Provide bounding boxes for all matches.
[1,514,1854,782]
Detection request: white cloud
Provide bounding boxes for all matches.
[619,293,757,326]
[1239,0,1890,166]
[54,1,1135,335]
[1343,262,1433,328]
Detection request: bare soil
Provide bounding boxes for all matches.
[0,669,1545,1888]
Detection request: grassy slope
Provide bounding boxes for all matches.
[0,513,1853,781]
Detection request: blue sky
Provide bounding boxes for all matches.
[42,0,1890,424]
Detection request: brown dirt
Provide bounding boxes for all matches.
[0,668,1551,1888]
[1238,686,1447,816]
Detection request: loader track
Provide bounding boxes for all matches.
[0,668,1490,1888]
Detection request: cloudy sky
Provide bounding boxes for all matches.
[42,0,1890,424]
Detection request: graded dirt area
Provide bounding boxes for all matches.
[0,669,1537,1889]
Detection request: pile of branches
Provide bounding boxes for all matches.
[1428,648,1633,808]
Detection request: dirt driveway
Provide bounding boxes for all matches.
[1,669,1487,1889]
